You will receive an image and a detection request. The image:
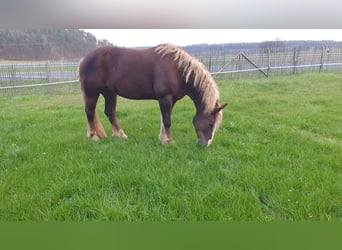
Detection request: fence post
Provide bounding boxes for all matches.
[223,54,227,80]
[267,48,271,76]
[238,52,242,80]
[293,48,297,74]
[241,52,268,77]
[10,64,16,96]
[46,61,51,83]
[319,46,325,73]
[209,55,212,73]
[10,65,16,83]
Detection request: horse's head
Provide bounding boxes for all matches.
[193,103,227,146]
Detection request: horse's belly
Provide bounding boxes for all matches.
[115,81,156,100]
[118,91,155,100]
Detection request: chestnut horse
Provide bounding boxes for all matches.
[78,44,227,146]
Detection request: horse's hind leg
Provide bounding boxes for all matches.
[84,93,107,141]
[103,91,128,139]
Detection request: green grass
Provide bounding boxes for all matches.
[0,73,341,221]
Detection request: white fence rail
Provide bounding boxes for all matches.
[210,62,342,75]
[0,80,78,90]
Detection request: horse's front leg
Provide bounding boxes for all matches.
[158,96,174,144]
[104,92,128,139]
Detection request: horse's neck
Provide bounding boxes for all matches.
[186,85,206,114]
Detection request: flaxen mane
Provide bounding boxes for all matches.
[155,44,220,114]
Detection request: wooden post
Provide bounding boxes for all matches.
[10,64,16,96]
[238,52,242,80]
[241,52,268,77]
[10,64,16,83]
[267,48,271,76]
[223,54,227,80]
[319,46,325,73]
[46,61,51,83]
[209,55,212,73]
[293,48,297,74]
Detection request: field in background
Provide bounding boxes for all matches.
[0,73,341,221]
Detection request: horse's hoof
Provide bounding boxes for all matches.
[161,138,174,145]
[112,131,128,139]
[121,133,128,139]
[87,131,100,141]
[90,135,100,141]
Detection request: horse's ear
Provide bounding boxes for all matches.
[213,103,228,114]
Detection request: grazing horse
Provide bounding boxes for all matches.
[78,44,227,146]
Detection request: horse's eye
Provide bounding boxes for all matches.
[209,123,214,128]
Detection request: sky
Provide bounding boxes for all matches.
[83,29,342,47]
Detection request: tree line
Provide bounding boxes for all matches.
[1,29,342,60]
[0,29,113,60]
[184,40,342,56]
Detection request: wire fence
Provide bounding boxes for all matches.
[0,61,80,96]
[1,46,342,97]
[0,61,78,83]
[199,46,342,80]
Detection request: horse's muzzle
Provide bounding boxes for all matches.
[197,138,212,147]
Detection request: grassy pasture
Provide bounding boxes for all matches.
[0,73,341,221]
